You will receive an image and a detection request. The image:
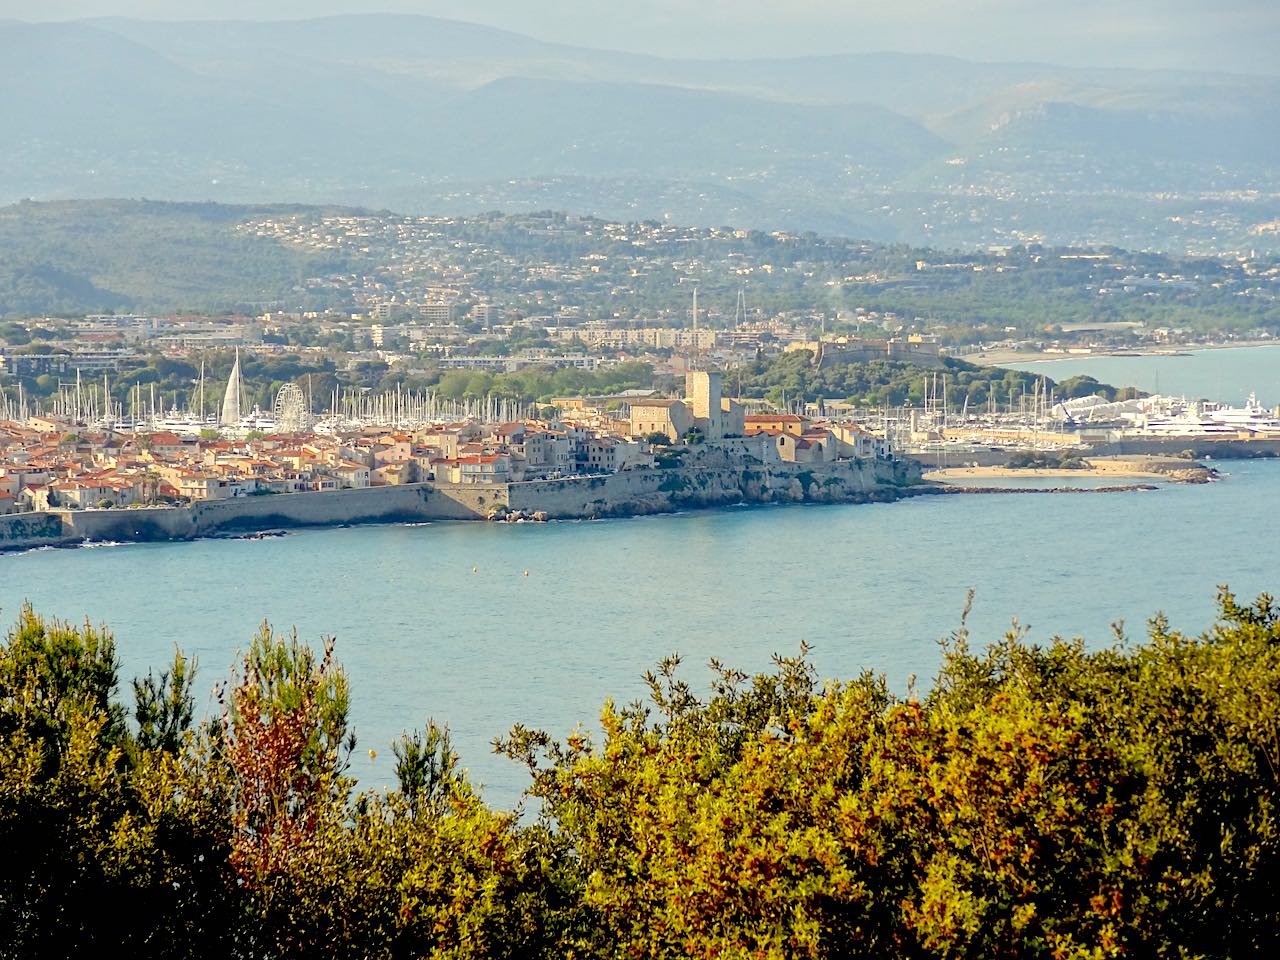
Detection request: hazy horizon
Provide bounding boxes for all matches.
[4,1,1279,76]
[3,1,1278,256]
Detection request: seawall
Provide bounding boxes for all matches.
[0,456,920,551]
[1086,437,1280,459]
[910,437,1280,469]
[0,482,508,551]
[0,511,69,552]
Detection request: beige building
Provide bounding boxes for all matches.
[686,371,745,439]
[827,422,888,459]
[786,335,941,368]
[630,399,695,442]
[629,371,745,442]
[333,461,372,488]
[744,414,810,437]
[568,326,716,351]
[774,430,837,463]
[686,371,722,440]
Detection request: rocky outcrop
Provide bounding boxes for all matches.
[506,451,920,520]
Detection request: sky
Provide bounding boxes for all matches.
[4,0,1279,74]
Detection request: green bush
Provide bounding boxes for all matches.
[3,590,1279,957]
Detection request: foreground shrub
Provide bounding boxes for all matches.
[2,589,1279,957]
[503,589,1280,959]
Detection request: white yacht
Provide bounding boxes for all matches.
[1130,393,1280,437]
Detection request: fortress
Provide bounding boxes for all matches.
[628,371,746,442]
[785,336,942,368]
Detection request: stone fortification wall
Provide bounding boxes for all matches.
[184,482,505,532]
[1087,437,1280,459]
[0,511,70,550]
[0,455,920,550]
[909,436,1280,468]
[806,341,943,369]
[910,449,1048,468]
[1,482,509,551]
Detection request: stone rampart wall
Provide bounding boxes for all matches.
[1,482,510,551]
[184,482,505,532]
[909,436,1280,468]
[1,458,919,550]
[1087,437,1280,458]
[0,511,70,550]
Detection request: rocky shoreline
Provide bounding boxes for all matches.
[0,451,1225,553]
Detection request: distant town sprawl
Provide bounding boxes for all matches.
[1,206,1278,343]
[1,206,1276,427]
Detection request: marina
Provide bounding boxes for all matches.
[0,355,537,438]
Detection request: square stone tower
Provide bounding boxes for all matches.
[685,370,723,440]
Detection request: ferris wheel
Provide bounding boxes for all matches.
[272,382,312,433]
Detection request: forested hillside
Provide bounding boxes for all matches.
[0,200,357,315]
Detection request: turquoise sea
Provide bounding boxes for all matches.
[4,461,1276,806]
[1004,343,1280,406]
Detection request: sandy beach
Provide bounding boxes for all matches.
[924,456,1212,485]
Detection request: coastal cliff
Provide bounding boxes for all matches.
[0,454,920,551]
[504,447,918,520]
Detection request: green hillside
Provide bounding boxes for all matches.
[0,200,359,315]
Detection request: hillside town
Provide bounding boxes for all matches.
[0,312,946,392]
[5,209,1278,395]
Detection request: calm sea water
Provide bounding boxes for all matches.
[4,461,1277,806]
[1004,344,1280,406]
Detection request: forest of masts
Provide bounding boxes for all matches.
[1,369,1062,434]
[0,371,533,432]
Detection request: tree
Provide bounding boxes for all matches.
[0,321,30,345]
[497,591,1280,959]
[4,592,1280,957]
[0,607,234,958]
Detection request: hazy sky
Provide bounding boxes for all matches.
[5,0,1279,74]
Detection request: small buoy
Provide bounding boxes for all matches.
[523,570,529,577]
[472,566,478,573]
[368,749,377,760]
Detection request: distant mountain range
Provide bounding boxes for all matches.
[2,15,1278,253]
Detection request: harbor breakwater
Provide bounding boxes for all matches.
[911,437,1280,469]
[0,453,919,551]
